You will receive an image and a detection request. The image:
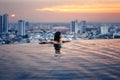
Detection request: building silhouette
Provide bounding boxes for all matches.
[3,14,9,33]
[70,20,78,34]
[0,15,3,34]
[18,20,26,36]
[79,20,86,34]
[0,14,9,34]
[100,25,109,34]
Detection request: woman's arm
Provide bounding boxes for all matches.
[39,41,53,44]
[39,40,70,44]
[62,40,71,43]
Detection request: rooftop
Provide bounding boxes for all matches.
[0,39,120,80]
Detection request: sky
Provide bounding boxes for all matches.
[0,0,120,22]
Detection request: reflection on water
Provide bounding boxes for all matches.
[0,39,120,80]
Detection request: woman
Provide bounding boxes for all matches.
[39,31,70,56]
[53,31,62,55]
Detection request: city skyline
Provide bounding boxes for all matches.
[0,0,120,22]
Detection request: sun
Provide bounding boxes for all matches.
[11,14,15,17]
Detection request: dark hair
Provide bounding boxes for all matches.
[54,31,61,42]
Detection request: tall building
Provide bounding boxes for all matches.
[3,14,9,33]
[70,20,78,33]
[0,14,9,34]
[18,20,26,36]
[100,25,109,34]
[79,20,86,34]
[0,15,3,34]
[25,21,29,26]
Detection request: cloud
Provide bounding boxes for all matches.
[36,4,120,13]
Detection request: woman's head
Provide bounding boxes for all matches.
[54,31,62,42]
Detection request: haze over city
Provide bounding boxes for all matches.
[0,0,120,22]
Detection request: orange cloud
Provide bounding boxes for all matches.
[36,4,120,13]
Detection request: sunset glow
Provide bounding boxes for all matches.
[1,0,120,22]
[36,4,120,13]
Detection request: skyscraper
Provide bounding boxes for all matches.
[18,20,26,36]
[3,14,9,33]
[70,20,78,33]
[0,15,3,34]
[100,25,109,34]
[0,14,9,34]
[79,20,86,34]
